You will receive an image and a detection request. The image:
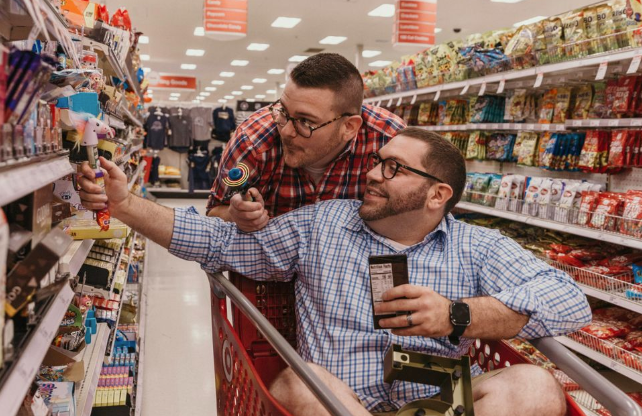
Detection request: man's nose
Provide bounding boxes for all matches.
[366,164,384,183]
[280,118,298,138]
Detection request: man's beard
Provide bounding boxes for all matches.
[359,182,429,221]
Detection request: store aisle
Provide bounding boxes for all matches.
[141,199,217,416]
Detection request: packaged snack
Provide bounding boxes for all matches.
[466,131,484,160]
[523,177,543,215]
[581,319,628,339]
[578,190,600,225]
[553,87,572,123]
[507,89,527,121]
[635,263,642,285]
[471,173,492,204]
[579,131,602,172]
[497,175,513,201]
[613,76,639,116]
[562,10,587,58]
[417,102,433,125]
[588,82,608,118]
[483,174,503,207]
[572,84,594,120]
[552,369,580,391]
[511,132,525,162]
[611,0,631,48]
[609,130,628,167]
[596,4,617,52]
[538,89,557,123]
[544,18,564,62]
[518,133,539,166]
[509,175,526,211]
[505,26,535,68]
[583,7,599,54]
[463,173,475,202]
[621,190,642,237]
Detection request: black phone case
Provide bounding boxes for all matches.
[368,254,409,330]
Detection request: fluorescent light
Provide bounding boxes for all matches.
[205,87,217,91]
[181,63,197,70]
[224,95,234,99]
[362,50,381,58]
[218,99,228,103]
[186,49,205,56]
[368,4,395,17]
[268,68,285,75]
[170,93,181,97]
[247,43,270,51]
[200,92,211,96]
[140,54,150,61]
[194,27,204,36]
[147,89,154,93]
[139,35,149,44]
[255,94,266,99]
[493,0,525,3]
[246,98,256,102]
[241,85,254,90]
[193,100,201,103]
[143,67,151,73]
[253,78,267,83]
[220,72,235,77]
[147,94,153,98]
[319,36,347,45]
[211,80,225,85]
[289,55,308,62]
[435,28,442,33]
[271,17,301,28]
[169,97,179,101]
[513,16,547,27]
[266,89,276,94]
[231,91,241,95]
[231,60,249,66]
[369,60,392,67]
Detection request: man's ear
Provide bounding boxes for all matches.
[342,115,363,142]
[427,183,454,212]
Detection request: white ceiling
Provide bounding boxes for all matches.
[110,0,595,106]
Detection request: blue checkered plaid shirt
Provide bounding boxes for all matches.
[169,199,591,412]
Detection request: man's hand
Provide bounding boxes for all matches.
[375,285,453,338]
[229,188,269,232]
[77,156,130,216]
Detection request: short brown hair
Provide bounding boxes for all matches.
[289,53,363,114]
[396,127,467,215]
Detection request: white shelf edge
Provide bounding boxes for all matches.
[0,284,74,416]
[60,239,95,277]
[76,323,110,416]
[455,202,642,250]
[0,155,74,206]
[133,239,148,416]
[555,336,642,385]
[158,175,181,179]
[364,48,639,104]
[579,284,642,315]
[416,123,566,132]
[566,118,642,128]
[128,161,146,191]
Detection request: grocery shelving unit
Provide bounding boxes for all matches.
[75,323,110,416]
[132,238,148,416]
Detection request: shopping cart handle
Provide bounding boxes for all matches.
[208,272,353,416]
[531,337,642,416]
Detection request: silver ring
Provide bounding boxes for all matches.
[406,314,413,326]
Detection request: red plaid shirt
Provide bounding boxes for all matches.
[206,105,406,216]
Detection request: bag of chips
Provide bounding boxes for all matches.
[572,84,594,120]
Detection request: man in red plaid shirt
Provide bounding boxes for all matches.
[206,53,405,229]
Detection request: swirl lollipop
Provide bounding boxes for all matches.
[223,163,253,201]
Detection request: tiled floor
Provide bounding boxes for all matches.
[141,199,217,416]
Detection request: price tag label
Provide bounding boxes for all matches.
[491,123,499,130]
[556,124,566,131]
[628,53,642,74]
[533,72,544,88]
[478,81,487,96]
[376,100,382,107]
[460,83,470,95]
[497,78,506,94]
[590,120,601,127]
[386,99,393,107]
[573,120,582,127]
[596,59,609,80]
[410,94,417,105]
[526,124,535,130]
[632,119,642,127]
[541,124,550,131]
[396,97,403,107]
[608,119,619,127]
[433,88,441,102]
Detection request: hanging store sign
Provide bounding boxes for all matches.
[146,73,197,91]
[203,0,248,41]
[393,0,437,48]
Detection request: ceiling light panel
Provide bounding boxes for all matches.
[232,91,243,95]
[369,60,392,67]
[268,68,285,74]
[255,94,266,99]
[288,55,308,62]
[140,54,150,61]
[169,97,179,101]
[186,49,205,56]
[247,43,270,51]
[362,50,381,58]
[435,28,442,33]
[138,35,149,44]
[231,60,249,66]
[241,85,254,90]
[211,80,225,85]
[492,0,525,3]
[319,36,347,45]
[246,98,256,102]
[368,4,395,17]
[266,89,276,94]
[224,95,234,99]
[218,99,228,103]
[200,92,211,96]
[170,93,181,97]
[205,87,217,91]
[252,78,267,83]
[181,63,197,70]
[220,72,235,77]
[271,17,301,28]
[194,27,204,36]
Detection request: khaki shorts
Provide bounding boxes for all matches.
[370,368,506,416]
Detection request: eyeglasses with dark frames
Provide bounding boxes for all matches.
[269,99,354,138]
[367,153,445,183]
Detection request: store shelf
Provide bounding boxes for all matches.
[0,154,73,206]
[104,113,126,130]
[76,323,110,416]
[456,201,642,250]
[128,161,146,191]
[121,107,143,129]
[133,239,148,416]
[82,37,126,80]
[580,284,642,315]
[555,335,642,385]
[566,118,642,128]
[60,239,95,277]
[364,47,642,104]
[158,174,181,179]
[0,284,74,416]
[417,123,566,132]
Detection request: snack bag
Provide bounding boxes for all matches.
[518,133,539,166]
[590,193,623,230]
[588,82,608,118]
[462,173,475,202]
[613,75,639,116]
[544,18,565,62]
[483,174,503,207]
[563,10,587,58]
[553,87,572,123]
[597,4,617,52]
[509,175,526,211]
[471,174,491,204]
[538,89,557,123]
[522,177,543,215]
[609,130,628,167]
[572,84,594,120]
[578,190,600,225]
[496,175,513,209]
[621,190,642,237]
[583,7,600,54]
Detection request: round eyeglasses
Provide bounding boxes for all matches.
[367,153,445,183]
[269,100,354,138]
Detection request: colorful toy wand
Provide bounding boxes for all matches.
[223,162,253,201]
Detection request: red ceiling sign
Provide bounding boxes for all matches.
[394,0,437,47]
[203,0,248,40]
[147,73,197,91]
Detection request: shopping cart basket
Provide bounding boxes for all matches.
[208,272,642,416]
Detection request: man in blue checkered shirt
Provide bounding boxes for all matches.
[79,127,591,416]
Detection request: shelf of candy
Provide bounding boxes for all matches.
[363,1,642,100]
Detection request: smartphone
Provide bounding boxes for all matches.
[368,254,409,330]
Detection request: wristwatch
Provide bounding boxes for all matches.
[449,300,471,346]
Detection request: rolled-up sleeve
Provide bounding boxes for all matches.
[476,230,592,339]
[169,206,312,281]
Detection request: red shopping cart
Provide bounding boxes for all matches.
[208,272,642,416]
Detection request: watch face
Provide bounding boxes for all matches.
[451,302,471,326]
